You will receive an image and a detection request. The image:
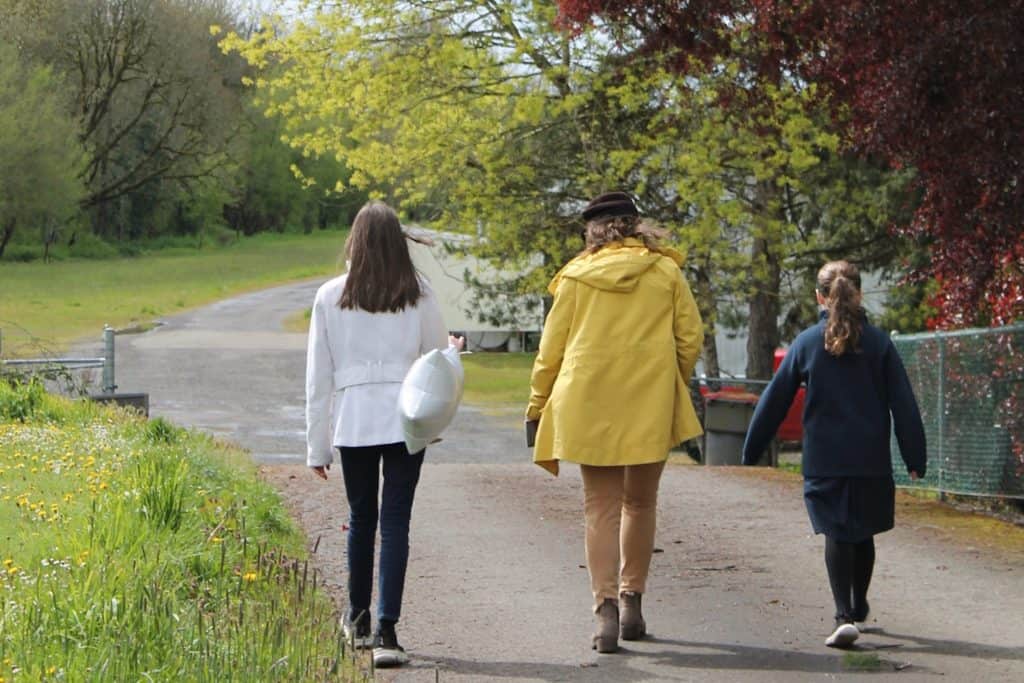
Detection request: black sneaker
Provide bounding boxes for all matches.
[372,622,409,668]
[342,610,372,650]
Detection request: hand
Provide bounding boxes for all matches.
[909,470,920,481]
[310,464,330,480]
[449,334,465,351]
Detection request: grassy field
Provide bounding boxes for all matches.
[0,231,347,357]
[461,352,535,410]
[0,381,363,681]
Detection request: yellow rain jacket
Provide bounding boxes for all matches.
[526,238,704,475]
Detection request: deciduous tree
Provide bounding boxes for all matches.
[225,1,911,377]
[1,0,248,241]
[560,0,1024,327]
[0,44,84,259]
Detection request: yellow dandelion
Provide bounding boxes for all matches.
[99,482,108,490]
[2,559,12,567]
[243,571,258,582]
[7,566,17,576]
[210,536,223,543]
[46,666,56,675]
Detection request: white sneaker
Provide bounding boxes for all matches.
[825,622,860,648]
[342,612,372,650]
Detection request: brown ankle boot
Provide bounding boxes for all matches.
[592,598,619,653]
[620,591,646,640]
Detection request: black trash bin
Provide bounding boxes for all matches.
[703,390,776,466]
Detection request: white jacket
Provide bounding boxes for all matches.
[305,274,448,466]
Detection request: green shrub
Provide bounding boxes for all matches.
[1,243,41,262]
[0,376,46,420]
[67,230,120,259]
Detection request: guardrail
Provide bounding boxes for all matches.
[1,326,116,394]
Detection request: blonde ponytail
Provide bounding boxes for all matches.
[818,261,865,356]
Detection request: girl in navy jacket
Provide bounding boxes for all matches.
[742,260,927,648]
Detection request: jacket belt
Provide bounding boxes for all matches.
[334,362,409,389]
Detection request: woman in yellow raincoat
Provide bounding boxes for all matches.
[526,191,704,653]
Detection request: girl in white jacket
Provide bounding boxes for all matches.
[305,201,462,667]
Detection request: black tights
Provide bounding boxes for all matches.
[824,536,875,623]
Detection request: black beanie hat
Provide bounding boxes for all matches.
[581,191,639,221]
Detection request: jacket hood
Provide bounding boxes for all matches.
[548,238,686,295]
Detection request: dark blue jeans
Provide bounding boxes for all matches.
[339,442,425,624]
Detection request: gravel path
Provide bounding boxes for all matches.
[95,279,1024,682]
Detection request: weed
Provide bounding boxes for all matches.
[0,390,363,680]
[145,416,180,444]
[0,377,45,421]
[842,652,883,671]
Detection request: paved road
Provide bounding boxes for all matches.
[96,279,1024,682]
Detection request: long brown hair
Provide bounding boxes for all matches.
[817,260,865,356]
[339,201,422,312]
[584,215,667,254]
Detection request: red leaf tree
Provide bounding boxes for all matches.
[561,0,1024,327]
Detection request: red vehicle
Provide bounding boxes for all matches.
[694,348,804,442]
[773,348,804,442]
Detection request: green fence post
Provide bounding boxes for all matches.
[937,338,946,501]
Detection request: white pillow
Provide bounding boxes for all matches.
[398,346,464,454]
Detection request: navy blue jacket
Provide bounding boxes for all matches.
[742,312,927,478]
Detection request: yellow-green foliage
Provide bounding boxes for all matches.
[0,383,358,681]
[222,4,912,350]
[0,231,345,356]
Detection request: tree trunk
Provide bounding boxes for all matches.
[746,235,782,380]
[0,218,15,259]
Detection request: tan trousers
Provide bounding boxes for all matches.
[580,460,666,609]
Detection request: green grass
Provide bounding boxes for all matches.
[0,231,346,357]
[461,352,535,409]
[0,381,364,681]
[842,652,884,671]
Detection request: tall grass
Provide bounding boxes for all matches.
[0,382,365,681]
[0,231,347,357]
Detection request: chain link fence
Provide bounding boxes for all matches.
[891,324,1024,498]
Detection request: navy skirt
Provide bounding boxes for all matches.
[803,476,895,543]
